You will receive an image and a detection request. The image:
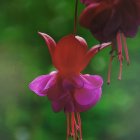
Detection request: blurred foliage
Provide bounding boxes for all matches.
[0,0,140,140]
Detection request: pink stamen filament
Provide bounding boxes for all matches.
[71,113,75,139]
[66,113,70,140]
[107,32,130,82]
[77,113,82,140]
[118,60,123,80]
[107,55,114,84]
[122,34,130,65]
[116,32,123,80]
[107,42,116,84]
[66,112,82,140]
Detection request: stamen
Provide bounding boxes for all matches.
[107,33,130,82]
[77,113,82,140]
[122,34,130,65]
[66,113,70,140]
[118,60,123,80]
[71,112,76,139]
[107,55,113,85]
[116,32,123,80]
[107,42,116,84]
[66,112,82,140]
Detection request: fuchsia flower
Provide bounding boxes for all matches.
[29,32,110,139]
[79,0,140,83]
[80,0,140,41]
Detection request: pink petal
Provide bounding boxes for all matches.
[29,71,56,96]
[52,100,65,112]
[75,88,102,112]
[52,94,74,112]
[74,74,103,106]
[64,101,75,112]
[47,82,69,101]
[38,32,56,56]
[82,74,103,88]
[62,75,84,90]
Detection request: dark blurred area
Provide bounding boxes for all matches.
[0,0,140,140]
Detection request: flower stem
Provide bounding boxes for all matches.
[74,0,78,35]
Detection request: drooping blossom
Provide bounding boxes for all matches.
[29,32,110,139]
[79,0,140,83]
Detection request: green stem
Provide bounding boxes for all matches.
[74,0,78,35]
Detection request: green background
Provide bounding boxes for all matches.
[0,0,140,140]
